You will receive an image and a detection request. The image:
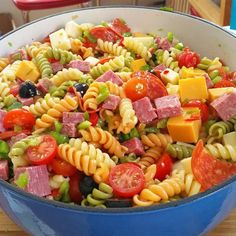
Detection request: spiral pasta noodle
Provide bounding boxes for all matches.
[166,143,193,160]
[105,81,126,98]
[115,72,131,82]
[133,174,185,206]
[79,126,127,157]
[33,54,53,77]
[50,68,84,86]
[0,83,10,98]
[144,164,157,187]
[8,135,40,168]
[25,42,51,58]
[81,182,113,208]
[35,95,78,129]
[0,58,10,72]
[156,50,180,72]
[138,147,163,169]
[0,94,16,109]
[50,81,75,98]
[184,173,201,196]
[205,143,236,162]
[26,94,60,117]
[123,37,152,61]
[89,55,125,78]
[0,60,21,83]
[141,133,173,149]
[44,48,80,64]
[117,98,138,134]
[97,39,131,58]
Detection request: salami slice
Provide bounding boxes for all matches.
[192,140,236,190]
[131,71,168,100]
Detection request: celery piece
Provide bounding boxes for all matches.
[96,84,109,104]
[167,32,174,42]
[175,43,184,51]
[84,111,90,121]
[78,121,92,130]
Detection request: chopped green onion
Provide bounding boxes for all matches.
[209,70,219,79]
[212,76,222,85]
[123,32,132,37]
[129,128,140,139]
[100,21,108,27]
[84,111,90,121]
[50,131,69,145]
[167,32,174,42]
[175,42,184,50]
[140,64,151,71]
[15,172,28,189]
[0,141,10,159]
[96,84,109,104]
[78,121,92,130]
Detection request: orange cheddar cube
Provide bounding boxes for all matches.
[179,76,208,102]
[167,108,201,143]
[130,58,147,72]
[15,60,40,82]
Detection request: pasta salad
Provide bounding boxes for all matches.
[0,18,236,208]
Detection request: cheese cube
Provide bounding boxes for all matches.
[167,108,201,143]
[130,58,147,72]
[65,21,82,39]
[179,76,208,102]
[180,67,206,79]
[49,29,71,50]
[161,68,179,85]
[85,56,99,67]
[208,87,236,101]
[166,83,180,96]
[223,132,236,146]
[15,60,40,82]
[131,37,154,48]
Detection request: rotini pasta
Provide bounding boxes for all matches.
[25,42,51,58]
[166,143,193,160]
[33,54,53,77]
[0,58,10,72]
[141,133,173,149]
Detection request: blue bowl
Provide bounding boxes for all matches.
[1,6,236,236]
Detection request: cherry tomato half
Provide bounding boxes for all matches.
[214,79,236,88]
[3,109,35,130]
[26,135,57,165]
[155,153,173,181]
[124,77,147,101]
[90,27,120,43]
[177,48,200,68]
[182,100,209,122]
[51,158,77,177]
[69,173,83,203]
[109,162,145,198]
[131,71,168,100]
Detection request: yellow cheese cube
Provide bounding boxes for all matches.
[15,60,40,82]
[130,58,147,72]
[208,87,236,101]
[166,83,179,96]
[180,67,206,79]
[179,76,208,102]
[167,108,201,143]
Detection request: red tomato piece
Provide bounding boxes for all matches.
[82,37,97,49]
[214,79,236,88]
[89,112,99,126]
[155,153,173,181]
[51,189,60,199]
[124,77,147,101]
[131,71,168,100]
[90,27,120,43]
[3,109,35,130]
[51,158,77,177]
[109,162,145,198]
[192,140,236,190]
[97,56,114,65]
[111,18,131,35]
[10,85,20,96]
[182,100,209,122]
[69,173,83,203]
[178,48,200,68]
[26,135,57,165]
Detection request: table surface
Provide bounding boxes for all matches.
[0,208,236,236]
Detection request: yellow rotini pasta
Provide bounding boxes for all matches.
[25,94,60,117]
[115,72,132,82]
[25,42,51,58]
[97,39,131,58]
[184,173,201,196]
[35,95,78,129]
[0,83,10,98]
[93,162,110,184]
[79,126,128,157]
[0,60,21,83]
[138,147,163,169]
[117,98,138,134]
[0,58,10,72]
[133,174,185,207]
[157,50,180,72]
[105,81,126,98]
[90,55,125,78]
[141,133,173,149]
[50,68,84,86]
[144,164,157,187]
[123,37,152,61]
[205,143,236,162]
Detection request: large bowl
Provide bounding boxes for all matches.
[1,6,236,236]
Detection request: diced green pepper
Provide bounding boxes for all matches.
[54,121,63,133]
[96,84,109,104]
[174,42,184,50]
[167,32,174,42]
[50,131,69,145]
[15,172,28,189]
[0,140,10,159]
[59,181,71,203]
[84,111,90,121]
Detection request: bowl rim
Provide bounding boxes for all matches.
[0,5,236,214]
